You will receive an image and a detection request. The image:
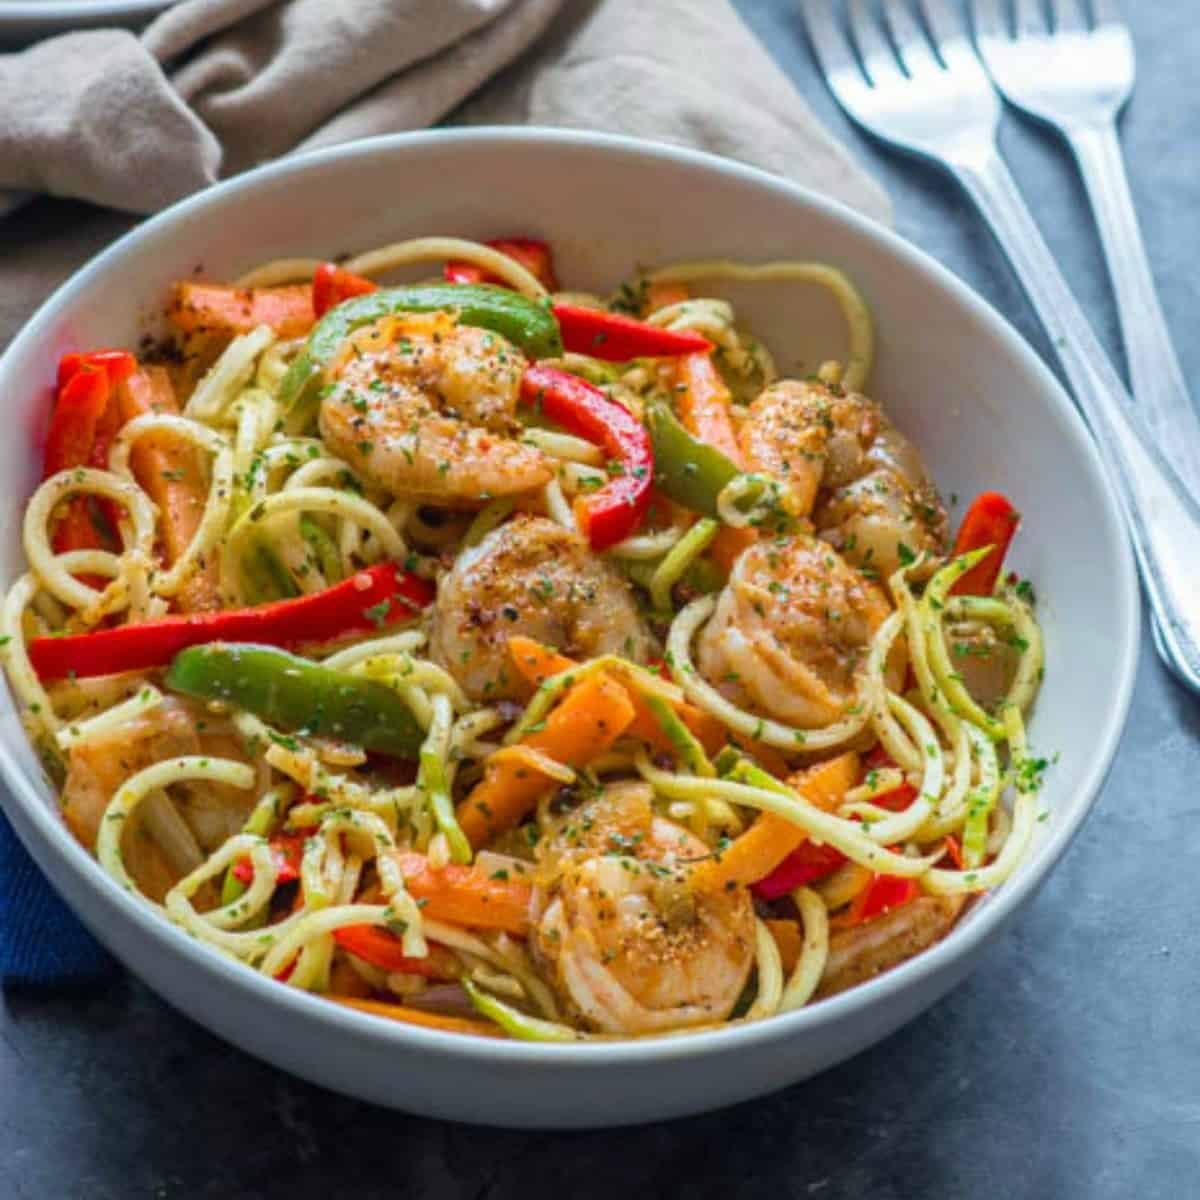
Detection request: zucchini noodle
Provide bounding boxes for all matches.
[649,518,717,611]
[23,468,157,612]
[609,523,688,561]
[636,752,940,878]
[341,237,548,297]
[920,708,1039,896]
[109,413,235,598]
[185,326,277,422]
[780,888,829,1011]
[97,756,255,896]
[463,498,516,548]
[847,693,943,845]
[644,258,874,391]
[2,572,64,737]
[541,478,576,529]
[921,550,1008,740]
[745,919,784,1020]
[56,684,164,752]
[221,486,405,603]
[1,235,1052,1044]
[234,258,325,288]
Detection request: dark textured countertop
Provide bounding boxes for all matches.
[2,3,1198,1197]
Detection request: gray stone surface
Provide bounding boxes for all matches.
[2,3,1199,1197]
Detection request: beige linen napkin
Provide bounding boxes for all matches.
[0,0,891,352]
[0,0,888,222]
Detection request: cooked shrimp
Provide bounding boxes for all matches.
[532,783,755,1034]
[429,514,652,701]
[697,534,891,727]
[63,699,252,870]
[740,379,947,578]
[319,311,551,505]
[62,701,200,851]
[62,700,222,902]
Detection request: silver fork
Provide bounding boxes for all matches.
[800,0,1200,693]
[973,0,1200,492]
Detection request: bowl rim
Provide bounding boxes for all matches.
[0,1,172,19]
[0,126,1140,1068]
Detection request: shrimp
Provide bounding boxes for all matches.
[740,379,947,579]
[428,514,652,702]
[318,311,551,505]
[697,534,892,728]
[62,699,253,899]
[532,783,755,1035]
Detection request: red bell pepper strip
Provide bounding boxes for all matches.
[551,304,712,362]
[872,781,919,812]
[28,561,434,681]
[311,262,378,319]
[840,873,920,926]
[752,840,847,900]
[230,830,309,886]
[46,352,137,496]
[44,367,110,480]
[519,364,654,551]
[44,357,136,564]
[444,238,559,291]
[949,491,1021,596]
[331,926,462,979]
[57,349,137,393]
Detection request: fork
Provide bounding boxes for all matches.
[973,0,1200,493]
[800,0,1200,694]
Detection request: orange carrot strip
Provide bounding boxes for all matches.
[329,996,505,1038]
[506,636,576,688]
[389,852,534,933]
[674,353,741,461]
[167,281,315,339]
[456,671,636,849]
[673,353,756,573]
[691,751,860,894]
[708,525,757,577]
[765,918,802,974]
[118,367,220,611]
[506,635,724,757]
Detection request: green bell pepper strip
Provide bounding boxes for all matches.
[166,643,424,757]
[280,284,563,432]
[647,398,792,532]
[645,397,742,517]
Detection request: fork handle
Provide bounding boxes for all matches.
[956,153,1200,691]
[1067,123,1200,491]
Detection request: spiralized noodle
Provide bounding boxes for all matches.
[643,258,874,391]
[0,234,1051,1043]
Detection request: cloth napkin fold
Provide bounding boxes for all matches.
[0,0,888,984]
[0,0,889,221]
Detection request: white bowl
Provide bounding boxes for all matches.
[0,129,1138,1128]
